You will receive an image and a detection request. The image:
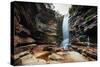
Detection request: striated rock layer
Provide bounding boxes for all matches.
[68,5,97,60]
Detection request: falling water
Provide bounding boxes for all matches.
[87,36,90,48]
[61,14,69,49]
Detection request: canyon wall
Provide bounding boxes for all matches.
[12,2,62,49]
[11,2,63,65]
[68,5,97,60]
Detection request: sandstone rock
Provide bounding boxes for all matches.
[57,52,66,56]
[14,35,35,47]
[72,42,87,46]
[48,53,64,60]
[34,51,49,58]
[54,47,64,52]
[20,54,46,65]
[14,51,30,60]
[64,51,88,62]
[47,60,61,64]
[14,44,36,54]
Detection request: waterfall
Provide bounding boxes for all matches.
[87,36,90,48]
[61,14,69,49]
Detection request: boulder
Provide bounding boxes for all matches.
[20,54,46,65]
[47,60,61,64]
[48,53,64,60]
[64,51,88,62]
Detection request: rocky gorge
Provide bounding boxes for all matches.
[11,1,97,66]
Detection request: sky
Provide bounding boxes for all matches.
[53,3,72,15]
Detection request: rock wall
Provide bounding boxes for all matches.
[12,1,61,48]
[69,5,97,45]
[11,1,63,65]
[68,5,97,60]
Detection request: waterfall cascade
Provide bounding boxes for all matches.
[61,14,69,49]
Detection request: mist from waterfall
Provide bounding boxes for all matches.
[61,14,69,49]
